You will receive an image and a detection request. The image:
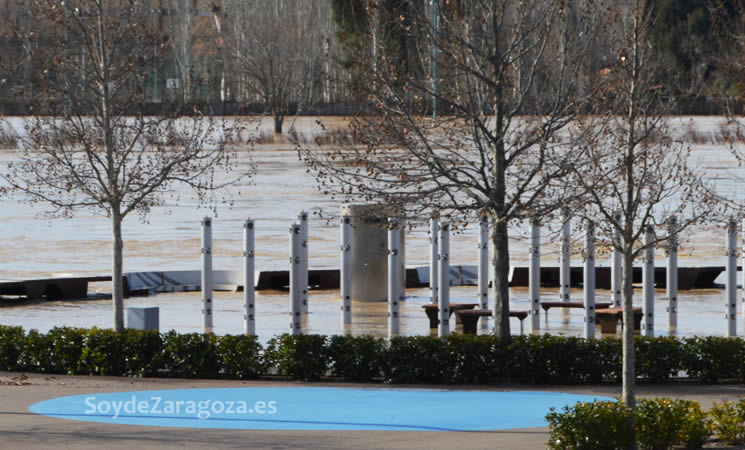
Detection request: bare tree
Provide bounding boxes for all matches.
[0,0,247,331]
[225,0,327,133]
[563,0,727,411]
[301,0,597,340]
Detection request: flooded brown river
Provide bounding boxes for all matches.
[0,116,744,340]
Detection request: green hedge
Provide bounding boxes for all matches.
[547,398,713,450]
[1,325,745,384]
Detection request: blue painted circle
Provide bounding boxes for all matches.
[29,387,611,431]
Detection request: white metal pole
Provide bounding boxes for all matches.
[243,219,255,335]
[583,221,596,339]
[727,218,737,337]
[666,216,678,333]
[612,212,623,307]
[430,216,439,305]
[559,213,571,302]
[529,220,541,332]
[340,215,352,326]
[298,211,309,314]
[478,215,489,328]
[388,218,401,338]
[289,222,302,335]
[642,225,655,337]
[201,217,213,332]
[438,222,451,337]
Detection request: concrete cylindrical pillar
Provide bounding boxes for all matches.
[342,204,405,302]
[529,221,541,332]
[243,219,255,335]
[438,223,451,337]
[388,218,402,338]
[201,217,213,332]
[289,223,302,335]
[642,225,655,337]
[727,218,737,337]
[666,216,678,333]
[298,211,309,314]
[430,216,439,305]
[340,215,352,326]
[583,221,596,339]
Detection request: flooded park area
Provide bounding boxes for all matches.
[1,116,745,341]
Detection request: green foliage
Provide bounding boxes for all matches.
[19,327,86,374]
[265,334,329,381]
[327,334,385,382]
[635,398,711,450]
[682,336,745,383]
[0,325,24,371]
[447,334,505,384]
[709,398,745,445]
[162,331,220,379]
[546,400,635,450]
[382,336,456,384]
[635,337,683,383]
[218,334,265,379]
[78,328,164,377]
[508,335,606,384]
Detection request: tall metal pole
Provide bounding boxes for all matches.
[388,218,402,338]
[612,212,623,307]
[340,215,352,327]
[289,223,302,335]
[430,216,439,305]
[642,225,655,337]
[201,217,213,332]
[438,222,451,337]
[666,216,678,333]
[529,220,541,332]
[298,211,309,314]
[583,221,596,339]
[727,218,737,337]
[559,212,571,302]
[243,219,255,335]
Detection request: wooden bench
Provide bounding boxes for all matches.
[594,307,643,334]
[456,309,529,335]
[421,303,477,329]
[540,301,612,318]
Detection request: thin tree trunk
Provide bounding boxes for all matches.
[621,247,635,407]
[112,209,124,331]
[274,112,283,134]
[492,216,511,341]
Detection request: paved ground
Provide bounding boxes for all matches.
[1,371,744,449]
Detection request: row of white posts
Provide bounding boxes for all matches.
[199,213,745,339]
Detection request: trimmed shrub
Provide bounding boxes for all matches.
[162,331,220,378]
[265,334,328,381]
[635,398,711,450]
[710,398,745,445]
[546,400,635,450]
[0,325,25,371]
[635,336,683,383]
[382,336,456,384]
[508,335,603,384]
[20,327,86,374]
[78,328,165,377]
[218,334,265,379]
[447,334,505,384]
[682,337,745,383]
[327,335,385,382]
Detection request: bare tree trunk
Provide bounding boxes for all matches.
[621,247,635,407]
[274,111,283,134]
[112,207,124,331]
[492,216,511,341]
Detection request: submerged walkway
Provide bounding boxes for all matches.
[1,371,743,449]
